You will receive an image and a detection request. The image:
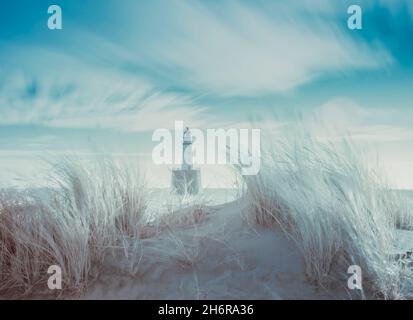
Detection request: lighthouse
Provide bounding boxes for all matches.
[171,127,201,195]
[182,127,193,170]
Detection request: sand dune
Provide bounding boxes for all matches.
[82,199,352,300]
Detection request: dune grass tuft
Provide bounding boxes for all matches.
[242,132,413,299]
[0,157,147,298]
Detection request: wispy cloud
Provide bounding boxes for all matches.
[117,0,393,95]
[306,97,413,142]
[0,0,396,132]
[0,45,211,132]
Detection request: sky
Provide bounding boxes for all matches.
[0,0,412,188]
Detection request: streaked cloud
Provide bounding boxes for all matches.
[307,97,413,142]
[0,46,211,132]
[117,0,393,95]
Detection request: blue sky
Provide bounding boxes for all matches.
[0,0,412,188]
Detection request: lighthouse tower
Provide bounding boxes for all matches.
[171,127,201,195]
[182,127,193,170]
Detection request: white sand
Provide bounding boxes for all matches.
[82,199,350,300]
